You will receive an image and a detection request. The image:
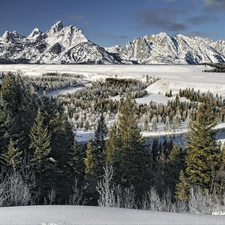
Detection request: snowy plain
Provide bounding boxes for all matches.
[1,64,225,224]
[1,64,225,95]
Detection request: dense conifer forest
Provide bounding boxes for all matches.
[1,71,225,213]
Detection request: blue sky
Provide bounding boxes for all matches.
[1,0,225,47]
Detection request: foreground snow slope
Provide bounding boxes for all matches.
[0,205,225,225]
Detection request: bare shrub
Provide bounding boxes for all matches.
[114,185,123,208]
[96,164,116,207]
[121,185,137,209]
[176,200,188,213]
[148,187,162,211]
[161,191,177,212]
[141,187,177,212]
[0,172,31,206]
[69,177,86,205]
[188,187,225,214]
[48,189,56,205]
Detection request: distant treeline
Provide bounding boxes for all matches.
[201,62,225,73]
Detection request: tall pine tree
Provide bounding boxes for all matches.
[48,112,75,203]
[29,109,52,202]
[84,113,108,178]
[0,138,22,173]
[176,97,221,199]
[105,95,151,196]
[1,72,39,152]
[30,109,51,169]
[165,145,187,198]
[68,140,85,181]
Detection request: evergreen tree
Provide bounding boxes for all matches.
[68,140,85,181]
[0,139,22,172]
[40,94,64,127]
[175,170,190,201]
[50,112,74,169]
[151,144,166,197]
[30,110,51,169]
[105,124,118,165]
[84,139,98,176]
[216,143,225,195]
[1,72,20,114]
[165,145,187,197]
[49,112,75,203]
[1,73,39,152]
[176,97,221,199]
[151,139,159,170]
[68,140,86,203]
[0,99,11,156]
[94,113,108,152]
[29,109,51,202]
[105,95,151,195]
[84,113,108,178]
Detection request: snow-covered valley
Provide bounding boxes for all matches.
[1,64,225,143]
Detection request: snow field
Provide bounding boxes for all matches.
[0,205,225,225]
[1,64,225,95]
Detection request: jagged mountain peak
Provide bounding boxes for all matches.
[2,30,9,38]
[28,28,42,37]
[1,30,24,42]
[46,21,64,36]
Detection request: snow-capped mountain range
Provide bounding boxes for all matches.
[0,21,119,64]
[0,21,225,65]
[109,33,225,64]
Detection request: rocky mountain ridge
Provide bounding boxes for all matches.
[0,21,119,64]
[0,21,225,64]
[106,32,225,64]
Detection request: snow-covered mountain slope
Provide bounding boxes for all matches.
[0,21,120,64]
[107,32,225,64]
